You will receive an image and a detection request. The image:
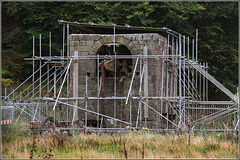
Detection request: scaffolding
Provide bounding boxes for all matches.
[1,20,239,134]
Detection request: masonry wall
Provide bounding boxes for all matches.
[69,33,170,128]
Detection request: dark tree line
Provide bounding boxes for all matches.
[2,2,238,100]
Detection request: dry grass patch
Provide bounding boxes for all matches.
[2,128,239,159]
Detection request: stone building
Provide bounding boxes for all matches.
[68,23,177,128]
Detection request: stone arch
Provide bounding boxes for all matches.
[89,35,138,55]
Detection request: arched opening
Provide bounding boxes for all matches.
[95,43,133,127]
[96,43,132,78]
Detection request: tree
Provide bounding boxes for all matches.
[2,2,238,100]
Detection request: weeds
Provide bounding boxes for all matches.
[41,128,68,148]
[2,129,239,159]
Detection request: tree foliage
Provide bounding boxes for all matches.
[2,2,238,100]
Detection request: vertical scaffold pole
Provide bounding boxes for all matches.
[187,37,190,117]
[113,25,117,128]
[161,41,164,121]
[170,36,174,126]
[139,56,143,123]
[47,64,49,96]
[196,29,198,62]
[85,74,88,127]
[33,36,35,98]
[176,39,178,98]
[62,24,65,57]
[97,54,100,128]
[61,23,65,123]
[203,62,206,101]
[206,62,208,101]
[187,36,190,94]
[170,36,174,98]
[130,90,132,125]
[194,31,197,97]
[144,46,148,127]
[183,35,186,130]
[54,65,56,127]
[48,32,51,94]
[54,66,56,98]
[67,24,69,58]
[178,34,182,129]
[72,51,79,124]
[39,34,41,98]
[166,34,169,129]
[192,39,194,61]
[199,63,202,101]
[49,31,51,58]
[67,24,70,123]
[5,87,7,99]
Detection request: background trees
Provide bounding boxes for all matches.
[2,2,238,100]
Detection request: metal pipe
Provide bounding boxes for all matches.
[143,46,148,127]
[113,25,117,128]
[139,56,143,122]
[203,62,206,101]
[187,36,190,59]
[206,62,208,101]
[183,35,186,130]
[67,24,69,57]
[85,74,88,127]
[166,34,169,129]
[195,63,197,98]
[199,63,202,100]
[97,54,100,128]
[130,91,132,125]
[178,34,182,129]
[66,24,70,124]
[45,97,132,125]
[32,102,39,122]
[125,58,139,104]
[192,39,194,61]
[175,39,178,98]
[62,24,65,57]
[54,67,57,98]
[53,58,73,110]
[16,105,26,122]
[47,63,49,95]
[5,87,7,99]
[39,34,41,98]
[21,66,56,100]
[140,100,180,129]
[48,32,51,94]
[33,36,35,98]
[49,31,51,58]
[196,29,198,62]
[25,54,181,61]
[161,43,165,120]
[58,96,187,100]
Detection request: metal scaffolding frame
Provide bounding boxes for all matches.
[1,21,239,134]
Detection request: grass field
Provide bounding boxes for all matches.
[2,123,239,159]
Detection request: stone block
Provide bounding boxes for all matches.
[70,46,74,52]
[75,46,91,52]
[73,41,79,47]
[152,34,160,41]
[80,52,89,56]
[93,40,103,49]
[72,35,85,41]
[86,40,94,46]
[79,41,86,46]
